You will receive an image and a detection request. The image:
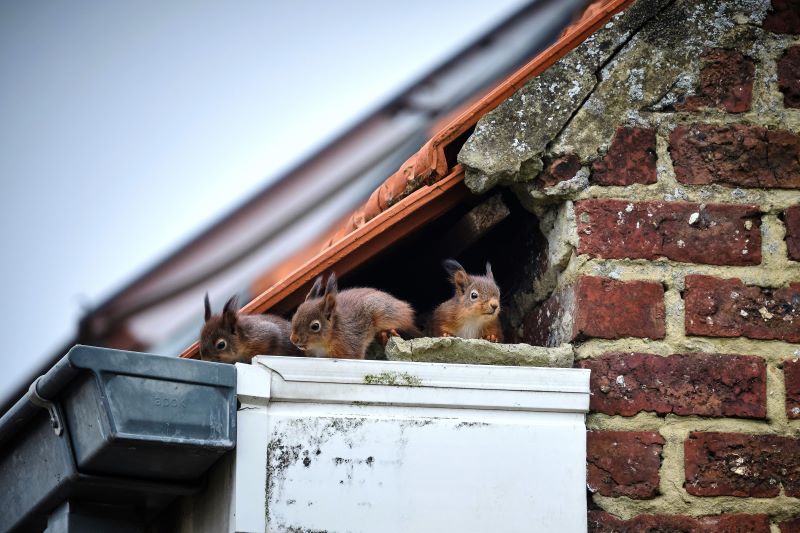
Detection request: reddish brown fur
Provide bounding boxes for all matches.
[290,274,420,359]
[431,260,503,342]
[200,294,303,363]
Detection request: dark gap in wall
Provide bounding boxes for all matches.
[443,125,476,170]
[338,188,547,343]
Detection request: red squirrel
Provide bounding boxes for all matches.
[199,294,303,363]
[431,259,503,342]
[290,273,421,359]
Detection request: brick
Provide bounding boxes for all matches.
[588,511,771,533]
[780,516,800,533]
[523,277,666,345]
[579,353,766,418]
[670,124,800,189]
[591,127,656,186]
[677,49,754,113]
[576,200,761,266]
[684,275,800,343]
[786,205,800,261]
[537,153,581,188]
[779,46,800,108]
[587,431,663,499]
[574,277,665,340]
[786,359,800,419]
[764,0,800,34]
[684,432,800,497]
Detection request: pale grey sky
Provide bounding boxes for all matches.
[0,0,532,398]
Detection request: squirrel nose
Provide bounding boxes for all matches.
[490,302,499,312]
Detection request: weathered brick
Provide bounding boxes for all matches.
[537,153,581,188]
[780,516,800,533]
[764,0,800,34]
[588,511,771,533]
[670,124,800,189]
[779,46,800,108]
[786,358,800,419]
[574,277,665,340]
[524,277,666,345]
[591,127,656,186]
[684,275,800,343]
[579,353,766,418]
[677,49,754,113]
[575,200,761,266]
[684,432,800,497]
[522,286,568,347]
[587,431,663,499]
[786,205,800,261]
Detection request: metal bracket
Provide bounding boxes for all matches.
[28,376,63,436]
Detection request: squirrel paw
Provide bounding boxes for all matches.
[378,329,401,345]
[441,332,452,338]
[483,334,499,343]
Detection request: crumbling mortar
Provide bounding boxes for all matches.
[663,287,685,345]
[749,31,798,116]
[587,412,799,448]
[593,478,800,521]
[575,258,800,291]
[767,362,788,426]
[576,339,800,366]
[763,214,789,267]
[576,182,800,213]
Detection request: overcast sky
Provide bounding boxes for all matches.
[0,0,531,400]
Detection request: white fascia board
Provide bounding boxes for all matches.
[252,356,590,413]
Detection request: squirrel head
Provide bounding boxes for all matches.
[290,273,338,354]
[443,259,501,321]
[199,293,245,363]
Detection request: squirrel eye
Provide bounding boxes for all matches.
[470,290,479,301]
[310,320,321,332]
[215,339,227,351]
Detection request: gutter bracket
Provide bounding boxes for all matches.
[28,376,63,437]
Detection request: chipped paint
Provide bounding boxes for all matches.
[264,405,588,532]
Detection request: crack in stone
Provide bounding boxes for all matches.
[546,0,677,161]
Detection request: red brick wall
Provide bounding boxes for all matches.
[520,3,800,528]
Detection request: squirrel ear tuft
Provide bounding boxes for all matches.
[222,294,239,333]
[442,259,465,277]
[323,273,338,320]
[223,294,239,314]
[204,292,212,322]
[443,259,468,292]
[485,262,494,280]
[325,272,338,295]
[306,276,323,301]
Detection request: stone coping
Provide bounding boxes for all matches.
[385,337,574,368]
